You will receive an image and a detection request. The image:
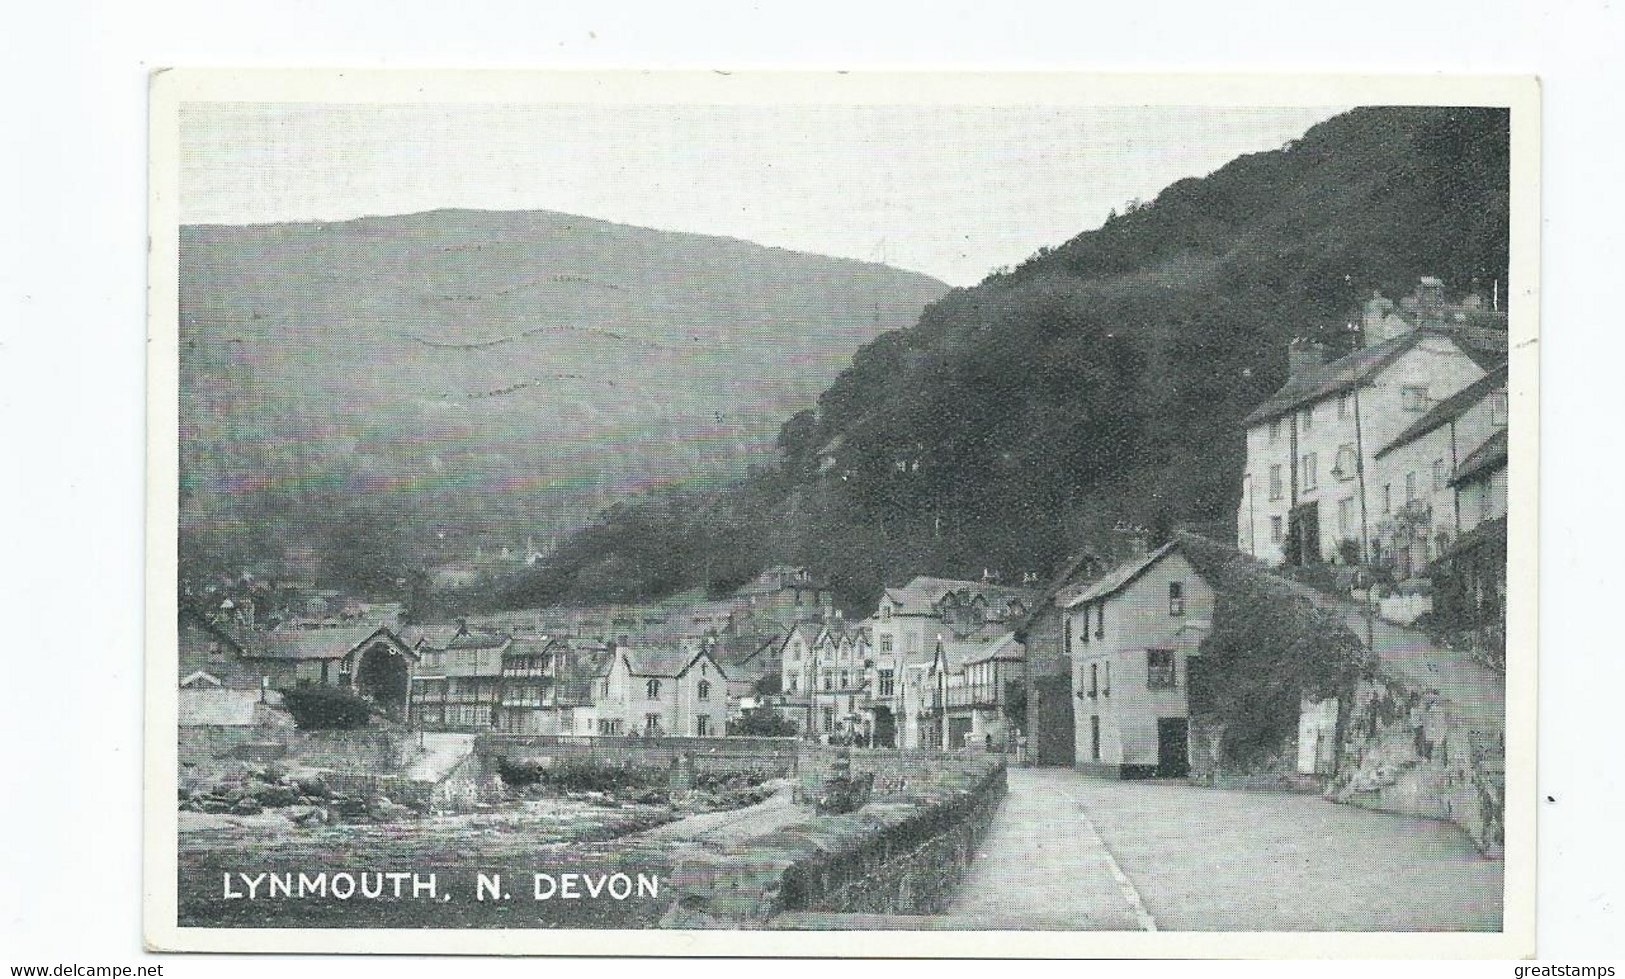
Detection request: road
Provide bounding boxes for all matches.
[946,768,1503,931]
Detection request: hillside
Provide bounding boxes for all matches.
[178,209,950,584]
[490,105,1510,612]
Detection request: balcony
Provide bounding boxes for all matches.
[922,682,1003,712]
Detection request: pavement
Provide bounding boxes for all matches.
[944,768,1503,932]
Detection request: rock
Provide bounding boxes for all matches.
[198,799,233,814]
[295,776,329,798]
[252,784,300,807]
[232,798,263,815]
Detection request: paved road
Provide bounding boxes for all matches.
[947,769,1503,932]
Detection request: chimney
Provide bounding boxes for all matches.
[1287,338,1328,378]
[1415,276,1446,327]
[1362,291,1399,347]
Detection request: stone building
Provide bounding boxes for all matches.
[240,623,419,720]
[591,640,729,737]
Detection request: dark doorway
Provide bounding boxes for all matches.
[872,708,897,748]
[948,716,972,749]
[1287,501,1322,565]
[1156,717,1190,777]
[1090,715,1101,761]
[1033,673,1076,766]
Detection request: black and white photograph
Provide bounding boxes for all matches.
[141,70,1539,956]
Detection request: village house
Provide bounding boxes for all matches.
[1432,428,1510,662]
[494,635,582,735]
[729,565,834,624]
[906,628,1023,750]
[1063,541,1215,778]
[872,576,1034,748]
[1371,364,1509,578]
[408,627,510,730]
[1237,277,1506,568]
[177,606,292,728]
[1010,549,1106,766]
[591,640,729,737]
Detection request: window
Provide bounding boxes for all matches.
[1490,391,1509,426]
[646,679,661,700]
[1301,407,1314,432]
[1089,663,1098,698]
[839,670,850,690]
[1337,393,1350,420]
[1406,472,1418,503]
[1064,613,1074,654]
[1269,464,1284,501]
[1382,484,1392,515]
[695,715,711,736]
[1269,418,1282,443]
[1076,608,1089,645]
[1169,581,1185,616]
[697,680,710,701]
[1103,662,1111,697]
[823,672,833,692]
[1095,604,1105,640]
[1147,649,1177,690]
[878,669,895,698]
[879,634,893,654]
[1402,386,1429,411]
[1270,516,1284,543]
[1433,459,1447,491]
[1301,453,1318,491]
[644,713,661,735]
[880,604,891,622]
[788,674,798,693]
[822,707,834,733]
[1339,497,1356,539]
[1090,715,1101,761]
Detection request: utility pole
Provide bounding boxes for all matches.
[936,635,948,750]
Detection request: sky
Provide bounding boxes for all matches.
[180,102,1345,287]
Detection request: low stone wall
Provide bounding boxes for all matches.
[1328,675,1505,856]
[660,755,1007,926]
[794,746,1008,800]
[178,726,411,772]
[474,734,801,778]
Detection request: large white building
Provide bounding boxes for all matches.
[1236,278,1506,569]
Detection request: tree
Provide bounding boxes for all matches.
[728,707,799,737]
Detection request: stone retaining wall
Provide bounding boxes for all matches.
[474,734,801,778]
[1328,675,1505,856]
[660,755,1007,926]
[178,725,408,770]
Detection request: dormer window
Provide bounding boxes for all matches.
[1401,386,1429,412]
[1169,582,1185,617]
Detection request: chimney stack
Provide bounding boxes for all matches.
[1287,338,1328,378]
[1415,276,1446,327]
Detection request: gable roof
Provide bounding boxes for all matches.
[1062,541,1190,608]
[445,629,511,651]
[1010,547,1104,639]
[1243,328,1500,428]
[1450,428,1508,487]
[246,624,408,661]
[622,645,727,680]
[882,576,1035,616]
[1377,364,1508,458]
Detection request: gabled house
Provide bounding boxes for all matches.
[1063,542,1215,778]
[1237,277,1506,568]
[906,628,1023,750]
[594,641,728,737]
[1009,548,1105,766]
[1372,364,1509,577]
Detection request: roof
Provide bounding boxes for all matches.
[1010,548,1104,638]
[1377,365,1508,458]
[246,624,397,661]
[1063,542,1184,608]
[1450,428,1508,487]
[622,645,727,680]
[883,576,1035,615]
[445,629,511,651]
[1243,328,1502,428]
[400,625,462,650]
[958,631,1023,667]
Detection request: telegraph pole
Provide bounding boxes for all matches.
[936,635,948,750]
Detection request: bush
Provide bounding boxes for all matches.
[280,685,374,730]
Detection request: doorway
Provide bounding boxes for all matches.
[1156,717,1190,777]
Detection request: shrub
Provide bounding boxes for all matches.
[280,685,374,730]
